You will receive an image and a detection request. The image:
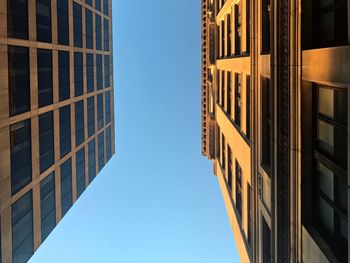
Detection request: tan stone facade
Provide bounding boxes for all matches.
[0,1,115,262]
[202,0,349,262]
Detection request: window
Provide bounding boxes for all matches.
[36,0,51,43]
[87,96,95,137]
[40,172,56,241]
[235,73,242,128]
[8,0,28,39]
[12,191,33,263]
[221,21,225,57]
[95,14,102,50]
[85,9,93,49]
[220,70,225,108]
[96,54,103,90]
[104,55,110,88]
[95,0,101,11]
[98,132,105,171]
[75,100,84,146]
[88,140,96,183]
[227,14,231,55]
[246,75,251,140]
[236,160,242,218]
[10,120,32,195]
[247,183,253,247]
[97,94,104,130]
[37,49,53,107]
[261,0,271,53]
[227,71,232,117]
[216,125,221,161]
[57,0,69,45]
[103,18,109,51]
[8,46,30,116]
[106,126,112,161]
[221,134,226,171]
[87,53,94,93]
[246,0,250,53]
[227,145,233,192]
[261,77,271,173]
[58,51,70,101]
[314,0,348,48]
[103,0,109,16]
[105,91,111,124]
[60,158,72,217]
[86,0,92,6]
[235,2,242,55]
[59,105,71,158]
[73,2,82,47]
[313,85,348,260]
[76,148,85,198]
[74,52,83,97]
[39,111,54,174]
[263,218,271,263]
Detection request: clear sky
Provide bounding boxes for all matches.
[29,1,240,262]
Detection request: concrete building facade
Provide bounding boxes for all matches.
[0,0,115,262]
[201,0,349,262]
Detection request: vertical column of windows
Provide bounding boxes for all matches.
[235,73,242,128]
[87,97,95,137]
[95,15,102,50]
[58,51,70,101]
[73,2,82,48]
[85,9,93,49]
[75,100,85,146]
[98,132,105,171]
[106,126,112,161]
[36,0,52,43]
[105,91,111,124]
[74,52,83,97]
[227,71,231,117]
[235,160,242,218]
[88,140,96,183]
[96,54,103,90]
[103,0,109,16]
[87,54,94,93]
[95,0,102,11]
[104,55,110,88]
[221,134,226,171]
[97,94,104,130]
[39,111,54,174]
[37,49,53,108]
[7,0,29,39]
[57,0,69,45]
[261,77,271,173]
[60,158,72,216]
[103,18,109,51]
[227,14,231,55]
[40,172,56,241]
[234,2,242,55]
[227,145,233,192]
[262,218,271,263]
[246,75,251,140]
[76,148,86,198]
[261,0,271,53]
[59,105,71,158]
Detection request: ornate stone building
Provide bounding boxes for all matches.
[0,0,115,262]
[201,0,349,262]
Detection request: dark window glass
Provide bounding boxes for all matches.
[221,21,224,57]
[40,172,56,241]
[221,134,226,171]
[216,125,221,160]
[39,111,54,174]
[261,77,271,173]
[98,132,105,171]
[75,100,84,146]
[95,0,101,11]
[8,0,28,39]
[88,139,96,183]
[246,75,251,140]
[37,49,53,107]
[8,46,30,116]
[104,55,110,88]
[235,3,242,55]
[73,2,82,47]
[103,18,109,51]
[10,120,32,195]
[85,0,92,6]
[261,0,271,53]
[220,70,225,108]
[57,0,69,45]
[87,96,95,137]
[227,145,232,192]
[76,148,85,198]
[60,158,72,216]
[105,91,111,124]
[227,71,231,118]
[97,94,104,130]
[74,52,83,97]
[12,191,33,263]
[87,53,94,93]
[246,0,250,53]
[58,51,70,101]
[36,0,51,43]
[313,85,348,261]
[263,218,271,263]
[227,14,231,55]
[95,14,102,50]
[235,73,242,128]
[106,126,112,161]
[236,160,242,218]
[85,9,93,49]
[96,54,103,90]
[103,0,108,16]
[59,105,71,158]
[247,184,253,247]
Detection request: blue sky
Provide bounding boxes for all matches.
[29,1,240,262]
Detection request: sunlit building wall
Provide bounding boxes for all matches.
[0,1,115,262]
[201,0,349,262]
